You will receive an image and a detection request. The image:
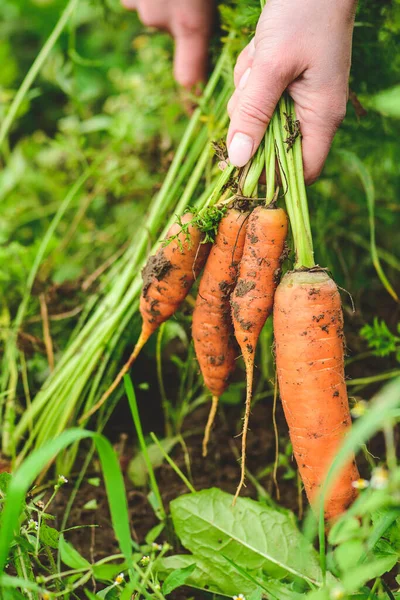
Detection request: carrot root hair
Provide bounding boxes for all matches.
[79,329,149,423]
[233,360,254,505]
[202,395,219,458]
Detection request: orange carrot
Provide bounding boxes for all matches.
[192,207,249,456]
[231,205,288,502]
[273,269,359,520]
[81,213,210,422]
[140,213,210,341]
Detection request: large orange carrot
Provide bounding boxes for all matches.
[192,207,249,456]
[231,205,288,502]
[81,213,210,422]
[273,269,359,520]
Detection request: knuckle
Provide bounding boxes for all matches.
[332,102,347,126]
[319,92,348,128]
[175,12,208,37]
[237,98,272,127]
[138,8,156,27]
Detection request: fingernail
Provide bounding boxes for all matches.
[228,133,253,167]
[248,38,256,58]
[239,67,251,90]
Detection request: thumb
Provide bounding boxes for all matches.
[227,53,297,168]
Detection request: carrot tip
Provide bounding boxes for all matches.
[233,362,254,502]
[79,329,149,424]
[202,395,219,458]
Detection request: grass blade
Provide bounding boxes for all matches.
[124,375,166,520]
[338,150,398,302]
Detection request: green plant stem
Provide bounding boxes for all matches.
[276,96,314,268]
[242,142,265,197]
[265,125,276,204]
[150,432,195,494]
[156,324,172,437]
[125,376,166,521]
[0,0,79,155]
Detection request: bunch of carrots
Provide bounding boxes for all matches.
[98,87,359,521]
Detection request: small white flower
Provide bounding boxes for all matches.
[28,519,39,531]
[351,478,369,490]
[152,542,163,551]
[371,466,389,490]
[351,400,368,418]
[114,573,124,585]
[140,555,150,566]
[330,586,345,600]
[58,475,68,485]
[233,595,246,600]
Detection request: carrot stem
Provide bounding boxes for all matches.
[274,97,314,269]
[242,142,265,197]
[265,125,275,205]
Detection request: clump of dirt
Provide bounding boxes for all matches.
[234,280,256,297]
[142,251,173,296]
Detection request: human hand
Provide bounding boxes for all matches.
[122,0,214,89]
[227,0,357,183]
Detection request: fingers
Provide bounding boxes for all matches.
[174,30,209,88]
[172,0,214,88]
[122,0,137,8]
[227,52,296,167]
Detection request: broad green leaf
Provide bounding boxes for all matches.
[59,534,90,569]
[342,556,398,593]
[367,85,400,118]
[127,436,179,488]
[328,516,361,545]
[370,511,400,552]
[39,523,59,549]
[92,562,128,581]
[161,562,196,595]
[334,539,365,572]
[170,488,325,587]
[223,555,303,600]
[157,554,252,598]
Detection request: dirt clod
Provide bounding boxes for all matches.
[141,251,173,296]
